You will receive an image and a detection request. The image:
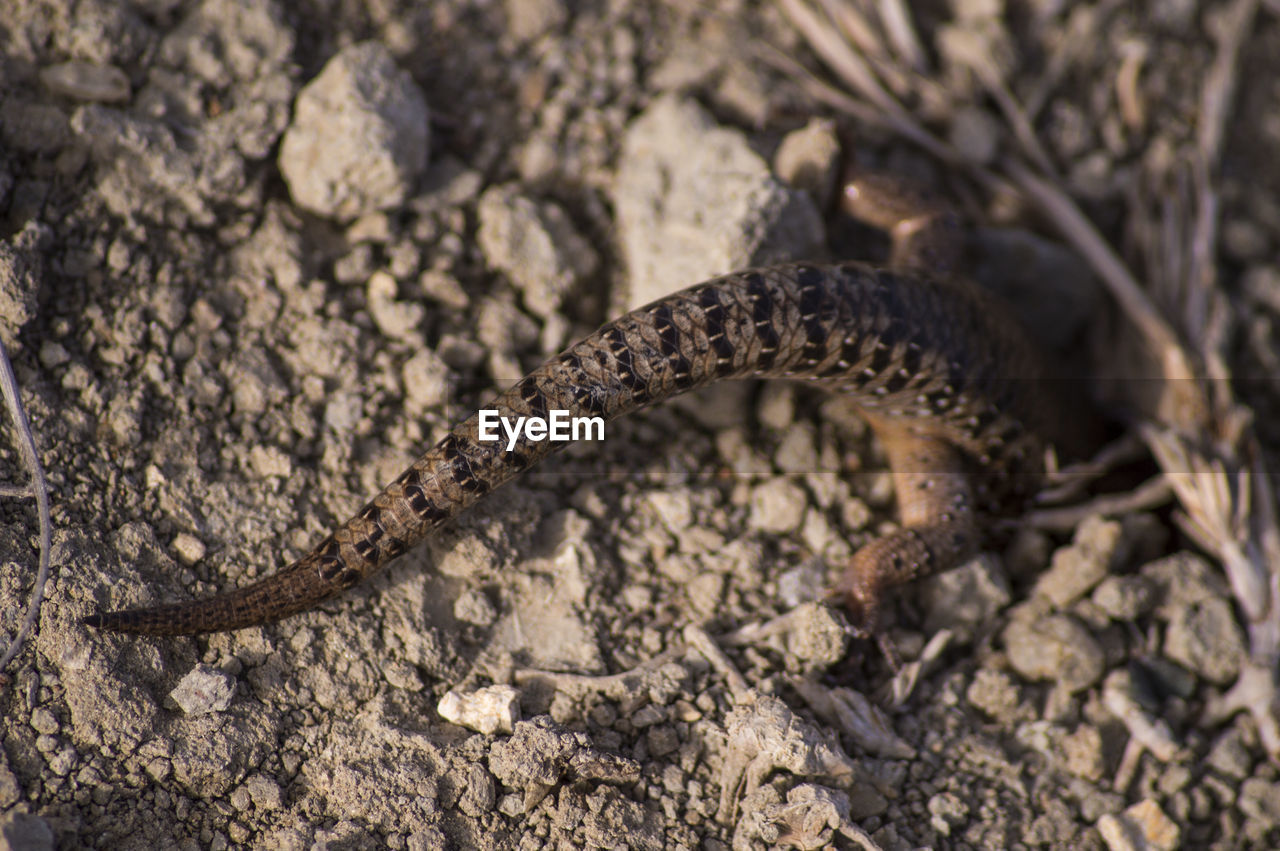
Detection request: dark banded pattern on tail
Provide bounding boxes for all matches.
[85,261,1061,635]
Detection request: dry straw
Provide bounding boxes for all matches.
[0,337,53,680]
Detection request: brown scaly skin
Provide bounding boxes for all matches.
[85,176,1076,636]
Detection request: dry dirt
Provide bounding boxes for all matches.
[2,1,1279,849]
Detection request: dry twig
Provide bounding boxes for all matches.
[0,338,52,681]
[1024,475,1175,534]
[685,624,751,702]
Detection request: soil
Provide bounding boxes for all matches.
[1,1,1279,849]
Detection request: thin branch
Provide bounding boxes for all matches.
[1198,0,1258,167]
[959,45,1058,176]
[1003,163,1199,385]
[0,338,52,679]
[684,624,750,703]
[1038,432,1149,504]
[1023,475,1175,534]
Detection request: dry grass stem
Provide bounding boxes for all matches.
[1037,432,1150,504]
[789,676,917,759]
[513,648,682,701]
[0,338,53,680]
[1005,161,1203,416]
[1114,41,1149,134]
[1024,475,1175,534]
[874,0,926,71]
[685,624,750,703]
[779,0,953,164]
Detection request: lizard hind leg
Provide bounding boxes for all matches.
[838,418,980,636]
[835,170,991,637]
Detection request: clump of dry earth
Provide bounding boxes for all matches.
[1,1,1278,849]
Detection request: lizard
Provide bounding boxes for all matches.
[84,172,1085,637]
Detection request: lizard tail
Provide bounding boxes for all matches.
[85,547,346,635]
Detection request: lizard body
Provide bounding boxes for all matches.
[85,178,1077,636]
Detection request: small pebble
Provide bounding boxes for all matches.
[401,348,450,414]
[646,725,680,758]
[1206,727,1254,780]
[438,685,520,735]
[418,269,469,310]
[247,445,293,479]
[380,659,424,692]
[476,184,597,320]
[458,765,497,817]
[1239,776,1280,822]
[774,426,818,476]
[1097,799,1179,851]
[922,554,1011,636]
[966,668,1024,723]
[243,774,283,811]
[454,588,498,626]
[748,480,807,534]
[1164,597,1246,685]
[1034,515,1121,608]
[1004,612,1105,693]
[170,665,237,715]
[783,602,849,670]
[1060,725,1105,781]
[38,341,70,368]
[171,532,207,565]
[1091,574,1156,621]
[29,708,59,736]
[928,790,970,836]
[367,270,425,340]
[504,0,567,41]
[40,61,131,103]
[773,118,841,208]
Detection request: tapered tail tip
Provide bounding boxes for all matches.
[82,607,191,635]
[80,605,208,636]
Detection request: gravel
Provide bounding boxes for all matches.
[0,0,1275,848]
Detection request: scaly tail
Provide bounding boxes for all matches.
[86,261,1049,635]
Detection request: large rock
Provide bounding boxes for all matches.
[279,41,429,220]
[614,95,824,309]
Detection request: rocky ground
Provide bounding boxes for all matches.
[1,0,1279,849]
